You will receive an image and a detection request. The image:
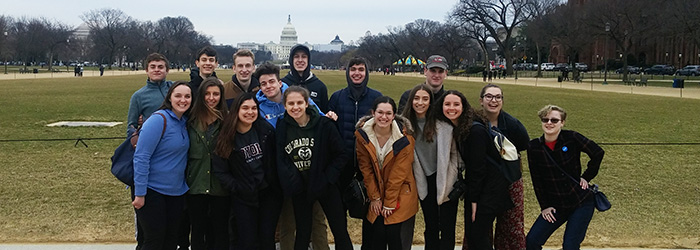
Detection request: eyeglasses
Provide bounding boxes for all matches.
[482,94,503,102]
[541,118,561,124]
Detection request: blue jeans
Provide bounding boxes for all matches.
[526,197,595,250]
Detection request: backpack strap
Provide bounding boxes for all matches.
[155,112,167,138]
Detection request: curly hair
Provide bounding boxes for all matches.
[433,90,484,142]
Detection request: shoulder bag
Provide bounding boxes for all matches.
[110,113,167,186]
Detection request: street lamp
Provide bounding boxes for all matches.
[603,22,610,85]
[665,52,669,65]
[3,31,7,74]
[678,53,682,70]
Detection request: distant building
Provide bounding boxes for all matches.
[237,42,262,51]
[72,23,90,40]
[312,35,345,52]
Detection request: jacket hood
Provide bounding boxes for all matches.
[190,67,218,80]
[256,82,289,105]
[288,44,311,81]
[345,64,370,100]
[355,114,413,135]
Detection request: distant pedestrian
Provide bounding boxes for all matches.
[99,65,105,76]
[488,71,493,82]
[482,70,487,82]
[502,70,506,79]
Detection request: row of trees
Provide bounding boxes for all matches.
[354,0,700,78]
[0,8,212,71]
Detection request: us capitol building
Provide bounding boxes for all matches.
[237,15,346,62]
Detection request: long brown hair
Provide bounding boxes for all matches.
[158,81,192,115]
[402,84,437,142]
[214,93,258,158]
[433,90,484,142]
[189,77,227,130]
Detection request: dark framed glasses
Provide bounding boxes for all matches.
[541,118,561,124]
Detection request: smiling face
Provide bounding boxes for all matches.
[146,60,169,82]
[293,51,309,72]
[259,74,282,100]
[195,54,218,76]
[204,86,221,108]
[237,99,258,128]
[442,94,463,125]
[424,67,446,89]
[170,85,192,117]
[284,92,309,123]
[479,87,503,116]
[349,63,366,84]
[412,89,431,118]
[233,56,255,82]
[541,110,565,137]
[372,103,395,129]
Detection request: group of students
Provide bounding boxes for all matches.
[126,47,605,250]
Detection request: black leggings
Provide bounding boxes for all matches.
[292,186,353,250]
[134,189,185,250]
[420,174,459,250]
[231,189,283,250]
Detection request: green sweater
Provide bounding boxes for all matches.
[187,120,228,196]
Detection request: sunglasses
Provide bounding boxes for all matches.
[541,118,561,124]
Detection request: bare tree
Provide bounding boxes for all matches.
[11,18,51,70]
[43,19,73,71]
[451,0,533,74]
[587,0,659,81]
[522,0,558,76]
[461,20,491,69]
[81,8,132,69]
[435,22,475,70]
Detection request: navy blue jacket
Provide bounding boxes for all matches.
[328,87,383,150]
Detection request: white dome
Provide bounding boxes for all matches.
[280,15,298,46]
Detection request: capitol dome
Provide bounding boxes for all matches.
[280,15,298,46]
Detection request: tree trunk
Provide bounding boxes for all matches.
[48,53,53,71]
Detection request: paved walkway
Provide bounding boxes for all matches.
[395,72,700,100]
[0,70,146,80]
[0,244,688,250]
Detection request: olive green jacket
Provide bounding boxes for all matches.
[187,121,228,196]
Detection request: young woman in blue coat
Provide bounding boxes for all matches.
[132,81,192,250]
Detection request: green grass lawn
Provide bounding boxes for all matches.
[0,70,698,248]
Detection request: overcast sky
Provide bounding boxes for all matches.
[1,0,459,46]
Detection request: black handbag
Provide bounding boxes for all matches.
[343,177,369,219]
[540,140,611,212]
[110,113,166,186]
[590,184,611,212]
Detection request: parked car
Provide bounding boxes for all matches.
[575,63,589,72]
[513,63,535,71]
[644,65,675,75]
[554,63,570,71]
[675,65,700,76]
[540,63,555,71]
[615,66,642,74]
